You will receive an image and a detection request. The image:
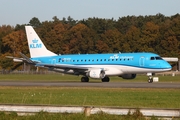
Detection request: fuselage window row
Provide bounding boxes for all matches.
[58,58,133,62]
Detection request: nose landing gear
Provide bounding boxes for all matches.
[148,76,153,83]
[147,73,154,83]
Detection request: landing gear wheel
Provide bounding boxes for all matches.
[148,77,153,83]
[101,76,110,82]
[147,73,154,83]
[81,77,89,82]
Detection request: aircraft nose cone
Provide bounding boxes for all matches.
[163,62,172,70]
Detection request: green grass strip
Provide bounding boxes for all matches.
[0,74,180,82]
[0,87,179,109]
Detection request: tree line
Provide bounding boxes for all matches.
[0,13,180,70]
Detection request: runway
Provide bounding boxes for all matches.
[0,81,179,88]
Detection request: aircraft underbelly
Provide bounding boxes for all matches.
[104,67,123,76]
[120,66,168,73]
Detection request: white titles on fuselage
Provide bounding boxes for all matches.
[110,54,134,60]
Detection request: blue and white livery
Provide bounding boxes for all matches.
[23,26,172,83]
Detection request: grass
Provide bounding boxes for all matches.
[0,73,180,82]
[0,74,80,81]
[0,87,179,108]
[0,111,162,120]
[0,74,179,119]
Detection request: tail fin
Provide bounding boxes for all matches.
[25,26,57,58]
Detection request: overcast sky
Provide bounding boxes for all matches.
[0,0,180,26]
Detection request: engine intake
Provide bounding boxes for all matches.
[87,69,105,79]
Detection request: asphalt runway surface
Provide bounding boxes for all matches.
[0,81,179,88]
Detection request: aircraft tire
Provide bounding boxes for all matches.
[81,77,89,82]
[102,76,110,82]
[148,78,153,83]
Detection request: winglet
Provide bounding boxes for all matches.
[25,26,57,58]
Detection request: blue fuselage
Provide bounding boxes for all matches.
[31,52,171,75]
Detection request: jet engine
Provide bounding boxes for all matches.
[87,69,105,79]
[120,74,136,79]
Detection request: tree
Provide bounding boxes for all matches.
[67,16,77,27]
[15,24,26,31]
[160,16,180,57]
[29,17,41,28]
[140,22,160,52]
[81,18,115,35]
[95,40,109,53]
[67,23,96,54]
[2,30,27,56]
[124,26,141,52]
[101,29,123,53]
[45,23,70,54]
[0,25,14,54]
[52,16,60,23]
[0,53,13,71]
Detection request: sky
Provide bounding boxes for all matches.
[0,0,180,26]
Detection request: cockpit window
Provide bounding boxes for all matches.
[150,57,155,60]
[155,56,163,60]
[150,56,163,60]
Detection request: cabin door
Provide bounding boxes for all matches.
[139,57,145,66]
[51,59,56,64]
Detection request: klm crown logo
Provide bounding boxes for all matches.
[32,39,38,43]
[30,39,42,49]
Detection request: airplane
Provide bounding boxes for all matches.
[10,26,172,83]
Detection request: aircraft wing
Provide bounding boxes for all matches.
[35,63,90,70]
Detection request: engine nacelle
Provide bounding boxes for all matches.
[120,74,136,79]
[87,69,105,79]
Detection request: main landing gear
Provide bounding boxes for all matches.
[80,76,110,82]
[147,73,154,83]
[101,76,110,82]
[81,77,89,82]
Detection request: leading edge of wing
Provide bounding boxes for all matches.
[35,63,90,70]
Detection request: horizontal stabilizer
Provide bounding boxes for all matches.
[19,52,35,64]
[6,56,24,62]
